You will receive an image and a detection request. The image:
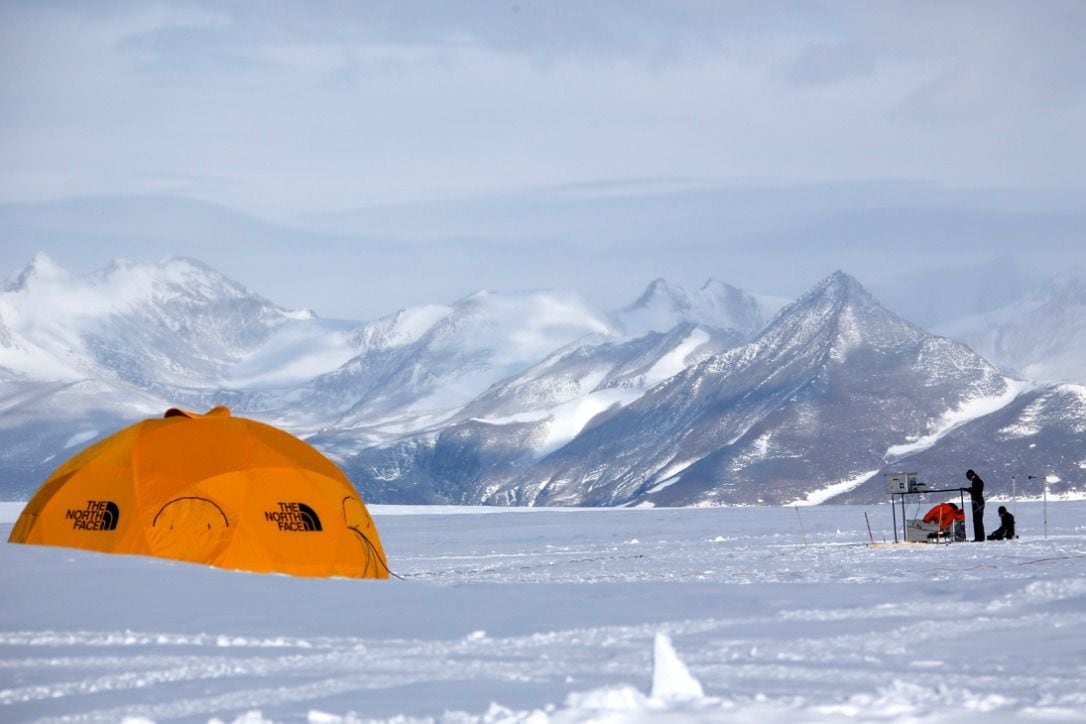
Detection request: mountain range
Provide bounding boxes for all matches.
[936,268,1086,385]
[1,254,1083,505]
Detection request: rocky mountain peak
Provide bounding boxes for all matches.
[699,277,732,295]
[619,277,769,338]
[697,278,766,335]
[754,270,922,355]
[5,252,70,292]
[814,270,875,304]
[625,278,689,312]
[89,256,272,308]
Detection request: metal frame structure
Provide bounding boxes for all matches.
[889,485,966,544]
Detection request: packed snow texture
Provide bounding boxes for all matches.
[3,501,1085,723]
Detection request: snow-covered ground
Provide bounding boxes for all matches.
[2,501,1085,723]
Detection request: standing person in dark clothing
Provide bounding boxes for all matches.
[962,469,985,542]
[988,506,1016,540]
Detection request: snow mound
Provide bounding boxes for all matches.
[651,632,704,701]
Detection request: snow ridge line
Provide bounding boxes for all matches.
[0,631,319,649]
[400,552,647,580]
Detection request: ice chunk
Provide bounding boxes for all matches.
[651,632,704,701]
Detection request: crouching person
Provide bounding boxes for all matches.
[987,506,1016,540]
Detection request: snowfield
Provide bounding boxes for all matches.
[2,501,1085,723]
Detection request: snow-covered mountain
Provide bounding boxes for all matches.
[461,323,741,425]
[291,289,620,445]
[0,377,170,496]
[339,321,746,503]
[616,277,781,337]
[0,255,359,495]
[2,255,1082,506]
[867,256,1049,330]
[841,382,1086,502]
[0,253,355,391]
[937,268,1086,385]
[478,272,1027,506]
[331,277,791,502]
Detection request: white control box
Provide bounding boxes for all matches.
[885,472,925,494]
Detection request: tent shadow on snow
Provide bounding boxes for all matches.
[8,406,389,579]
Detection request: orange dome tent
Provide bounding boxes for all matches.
[8,406,389,579]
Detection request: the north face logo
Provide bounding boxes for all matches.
[65,500,119,531]
[264,502,322,532]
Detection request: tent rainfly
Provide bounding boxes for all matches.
[8,406,389,579]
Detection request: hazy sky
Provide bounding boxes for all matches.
[2,1,1084,318]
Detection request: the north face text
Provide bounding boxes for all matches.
[264,502,322,532]
[65,500,119,531]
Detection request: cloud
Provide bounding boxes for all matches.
[3,182,1083,321]
[864,1,1086,115]
[1,0,1084,217]
[779,42,877,86]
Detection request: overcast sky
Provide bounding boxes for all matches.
[2,1,1084,319]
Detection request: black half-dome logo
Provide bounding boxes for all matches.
[264,502,323,532]
[66,500,120,531]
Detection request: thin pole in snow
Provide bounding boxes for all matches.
[864,512,875,545]
[1028,475,1049,539]
[901,494,908,544]
[794,505,808,547]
